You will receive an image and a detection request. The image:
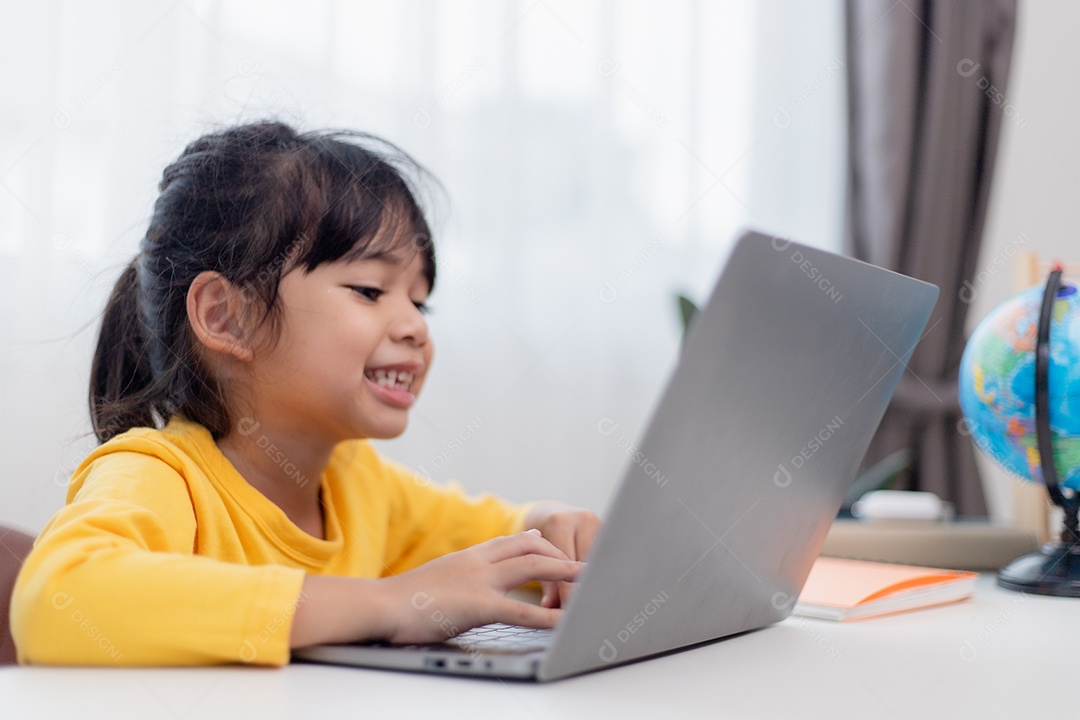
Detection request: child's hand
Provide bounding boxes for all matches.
[381,530,583,645]
[524,503,603,608]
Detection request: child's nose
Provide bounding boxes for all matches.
[390,300,428,345]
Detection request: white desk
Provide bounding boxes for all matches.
[1,575,1074,720]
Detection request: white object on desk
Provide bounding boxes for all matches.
[851,490,955,521]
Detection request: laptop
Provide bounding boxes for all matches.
[293,230,939,681]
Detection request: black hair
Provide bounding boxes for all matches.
[90,120,437,443]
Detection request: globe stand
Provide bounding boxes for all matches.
[996,264,1080,597]
[997,498,1080,597]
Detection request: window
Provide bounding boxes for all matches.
[0,0,844,526]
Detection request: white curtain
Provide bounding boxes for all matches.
[0,0,845,533]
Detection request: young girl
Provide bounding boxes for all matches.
[11,121,600,666]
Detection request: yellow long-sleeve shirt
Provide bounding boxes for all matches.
[11,417,531,666]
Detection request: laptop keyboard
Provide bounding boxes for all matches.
[446,623,554,653]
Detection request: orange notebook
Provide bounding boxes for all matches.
[793,557,977,621]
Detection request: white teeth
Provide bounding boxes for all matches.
[366,369,414,391]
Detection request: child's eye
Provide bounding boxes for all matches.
[349,286,383,301]
[413,301,431,315]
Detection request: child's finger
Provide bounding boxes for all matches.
[494,554,582,590]
[493,598,562,630]
[537,524,578,561]
[540,581,559,608]
[483,530,571,563]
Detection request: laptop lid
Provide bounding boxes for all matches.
[535,230,938,680]
[293,230,938,680]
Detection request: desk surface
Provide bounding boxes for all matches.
[1,574,1074,720]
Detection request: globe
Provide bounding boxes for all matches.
[958,281,1080,492]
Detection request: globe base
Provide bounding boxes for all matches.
[997,540,1080,597]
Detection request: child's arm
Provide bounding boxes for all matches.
[373,455,602,611]
[287,453,594,645]
[290,530,582,647]
[11,459,305,666]
[13,449,587,664]
[376,456,593,572]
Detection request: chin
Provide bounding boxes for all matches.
[359,420,409,440]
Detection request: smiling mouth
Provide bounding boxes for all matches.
[364,368,414,392]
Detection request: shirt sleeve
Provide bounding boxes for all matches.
[379,456,537,575]
[10,452,305,667]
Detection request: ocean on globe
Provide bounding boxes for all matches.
[959,281,1080,492]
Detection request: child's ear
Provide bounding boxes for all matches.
[186,271,257,362]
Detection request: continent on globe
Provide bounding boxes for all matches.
[959,282,1080,492]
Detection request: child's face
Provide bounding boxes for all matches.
[245,247,433,443]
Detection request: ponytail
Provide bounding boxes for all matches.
[89,258,157,443]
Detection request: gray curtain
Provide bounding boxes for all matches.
[844,0,1019,515]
